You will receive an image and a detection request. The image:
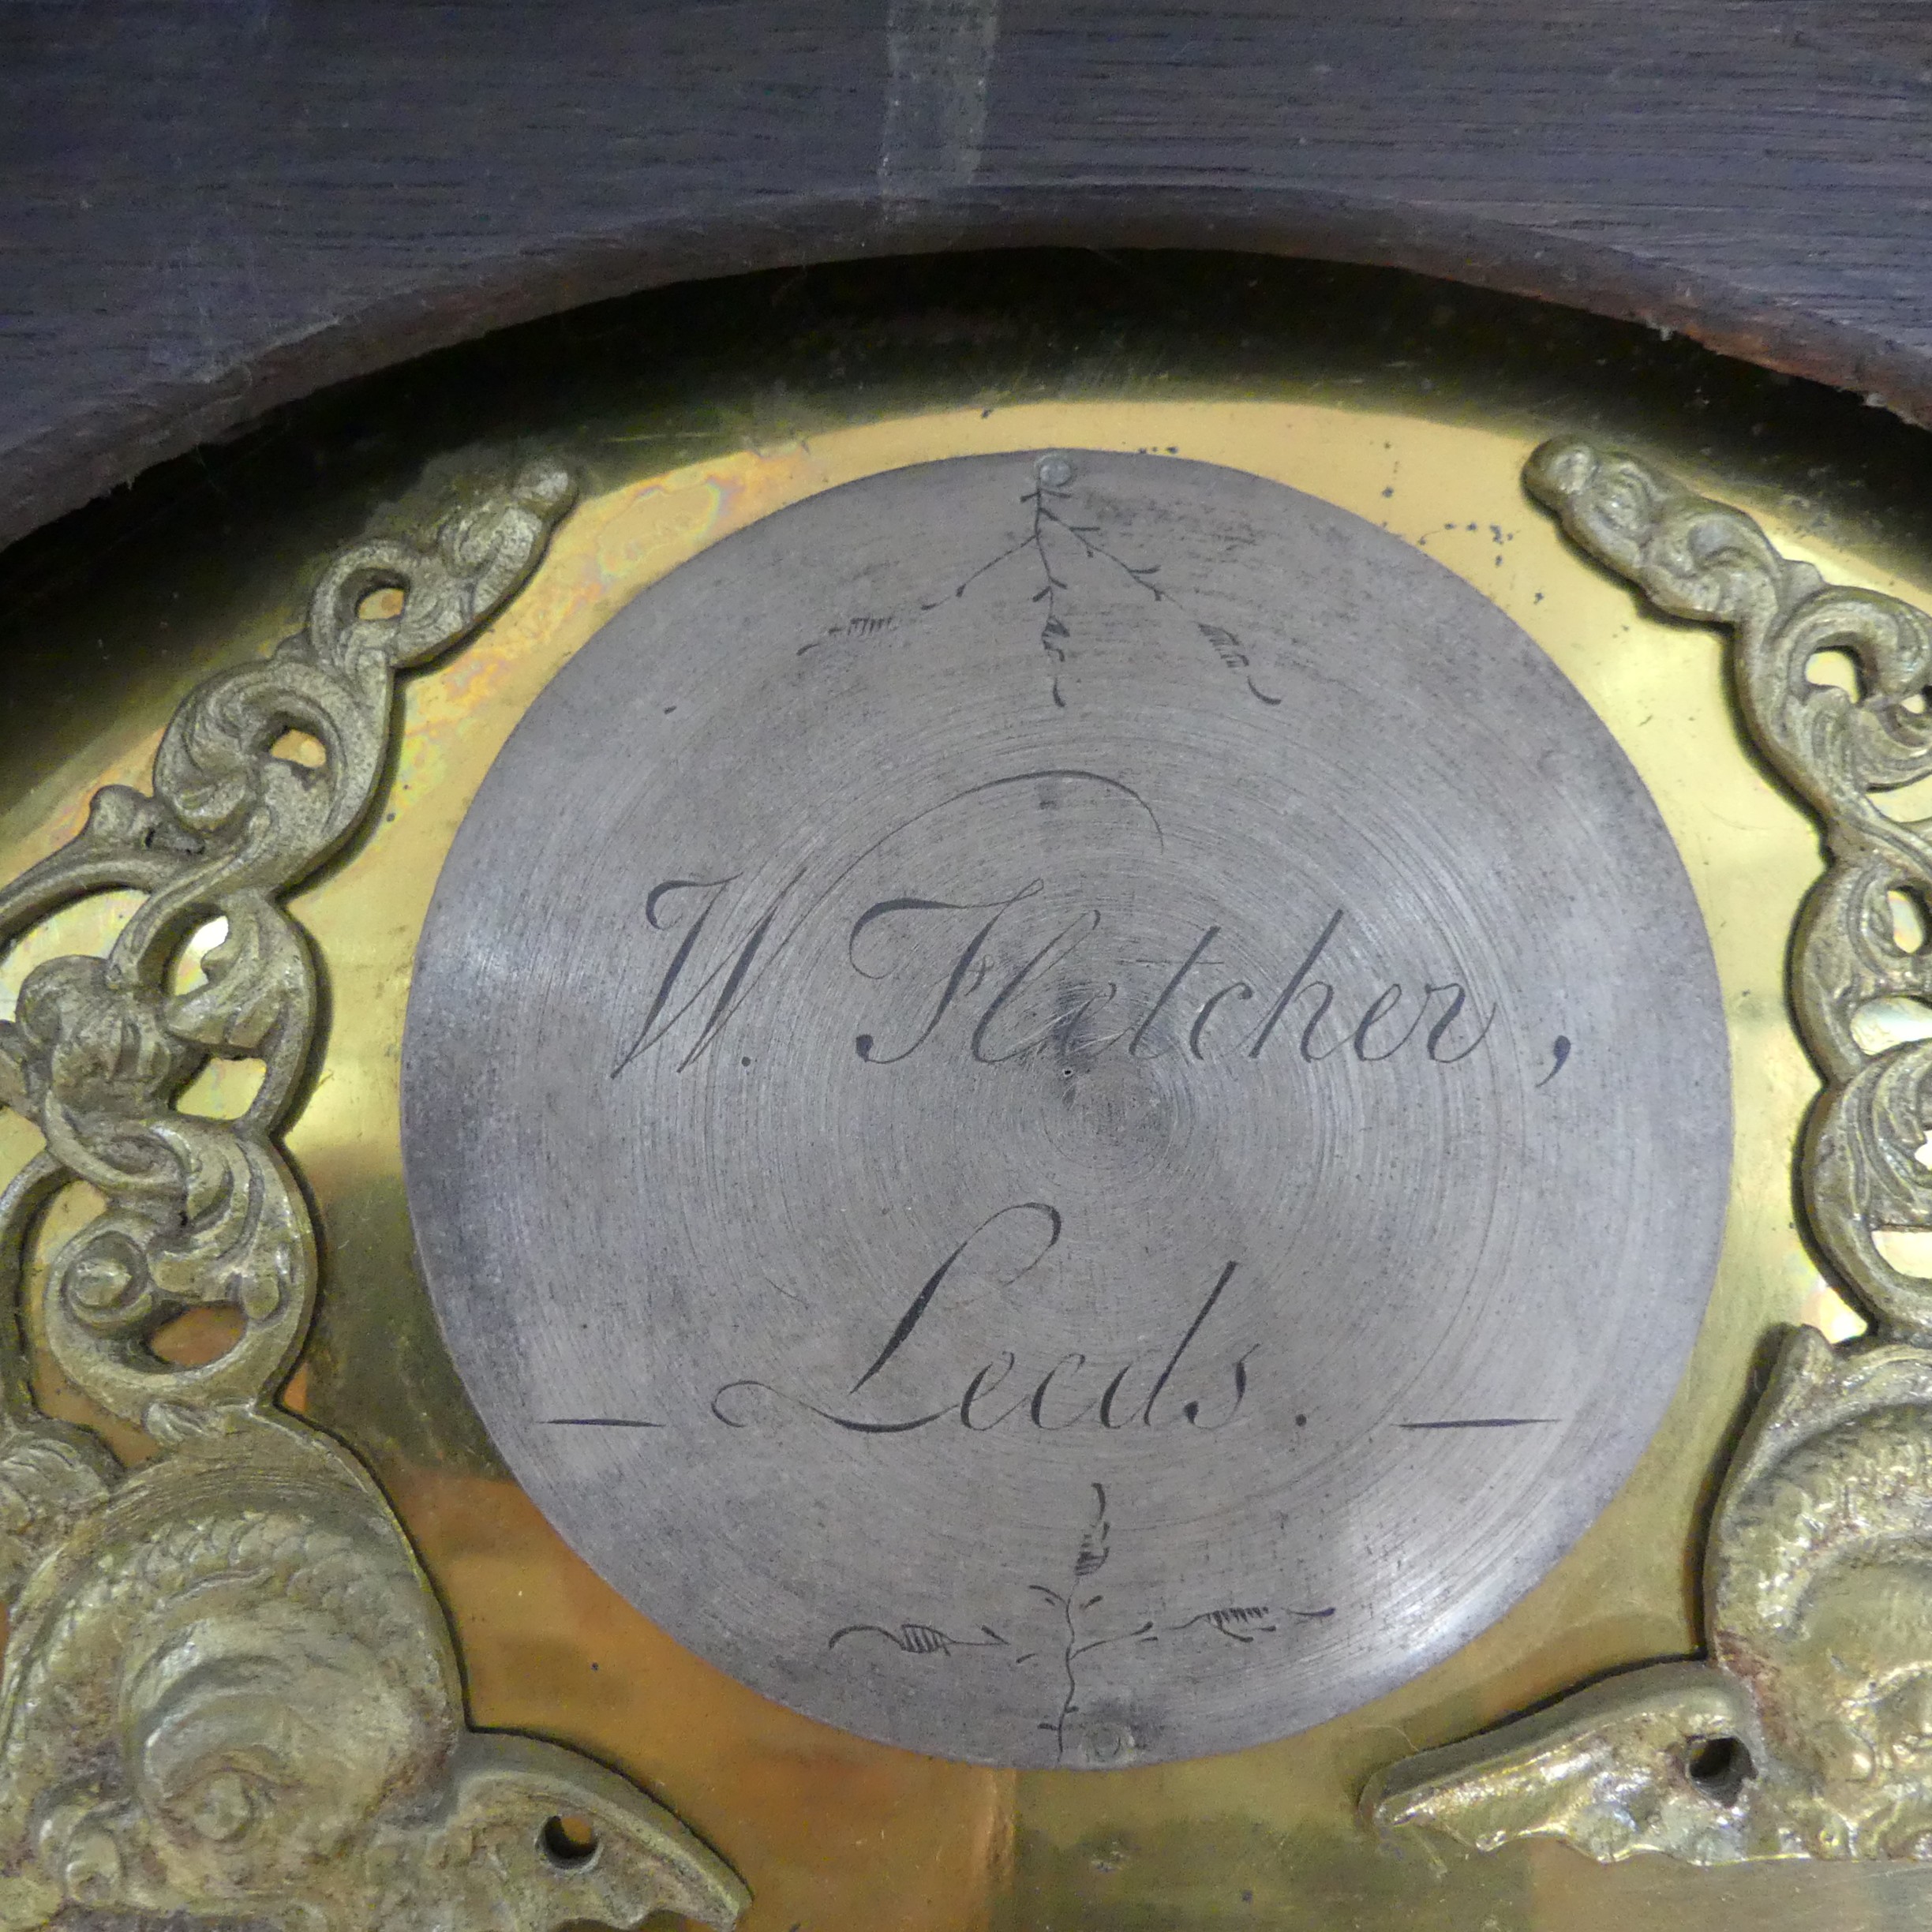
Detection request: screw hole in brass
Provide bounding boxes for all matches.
[1684,1735,1753,1805]
[540,1813,600,1870]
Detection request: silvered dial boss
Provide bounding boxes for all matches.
[402,451,1731,1769]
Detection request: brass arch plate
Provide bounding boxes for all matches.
[402,448,1730,1769]
[5,256,1930,1927]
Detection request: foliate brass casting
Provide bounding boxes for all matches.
[1372,438,1932,1865]
[0,466,747,1930]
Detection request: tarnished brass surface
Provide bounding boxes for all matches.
[1371,442,1932,1869]
[0,468,746,1930]
[9,257,1932,1926]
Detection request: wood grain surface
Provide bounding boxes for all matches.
[4,0,1932,550]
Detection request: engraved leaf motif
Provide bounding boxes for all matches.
[897,1623,954,1655]
[1200,1605,1275,1642]
[1074,1482,1110,1578]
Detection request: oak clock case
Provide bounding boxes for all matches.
[4,254,1932,1930]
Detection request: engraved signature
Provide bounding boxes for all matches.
[608,770,1505,1078]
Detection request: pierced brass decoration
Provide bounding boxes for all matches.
[0,466,747,1930]
[1371,438,1932,1865]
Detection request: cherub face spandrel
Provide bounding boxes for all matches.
[0,1425,740,1931]
[1768,1563,1932,1855]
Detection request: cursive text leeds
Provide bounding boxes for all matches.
[711,1202,1259,1434]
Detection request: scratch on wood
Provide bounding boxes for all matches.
[880,0,1000,201]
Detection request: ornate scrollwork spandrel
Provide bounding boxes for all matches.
[0,466,748,1930]
[1368,439,1932,1866]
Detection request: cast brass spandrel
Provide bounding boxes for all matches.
[1372,439,1932,1868]
[0,463,747,1930]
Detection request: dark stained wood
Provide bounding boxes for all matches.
[6,0,1932,549]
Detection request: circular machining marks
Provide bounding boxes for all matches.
[402,450,1731,1768]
